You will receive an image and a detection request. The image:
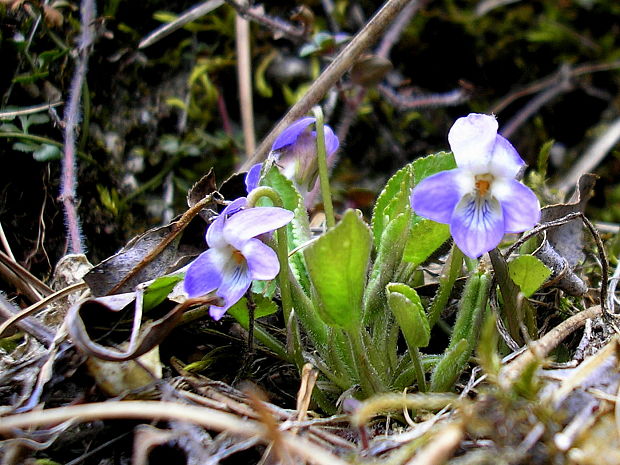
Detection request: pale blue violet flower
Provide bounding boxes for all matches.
[270,117,340,192]
[184,197,294,320]
[410,113,540,258]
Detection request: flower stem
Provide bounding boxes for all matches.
[409,346,427,392]
[246,187,296,347]
[312,106,336,229]
[428,244,464,329]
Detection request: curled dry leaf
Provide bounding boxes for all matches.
[534,173,598,296]
[66,292,219,362]
[83,224,184,296]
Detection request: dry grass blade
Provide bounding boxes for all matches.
[0,401,351,465]
[0,281,88,338]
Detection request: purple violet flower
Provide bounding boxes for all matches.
[270,117,340,191]
[184,197,294,320]
[245,163,262,193]
[410,113,540,258]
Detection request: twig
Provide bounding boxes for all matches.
[138,0,225,49]
[0,250,53,299]
[61,0,97,254]
[240,0,420,172]
[0,293,54,346]
[0,401,351,465]
[490,60,620,115]
[499,305,602,388]
[0,281,88,338]
[0,102,63,120]
[223,0,306,42]
[0,220,16,261]
[403,421,465,465]
[554,116,620,193]
[235,0,256,156]
[378,84,470,110]
[499,64,573,138]
[375,0,423,59]
[475,0,522,17]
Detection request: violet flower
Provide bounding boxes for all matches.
[184,197,294,320]
[410,113,540,258]
[270,117,339,192]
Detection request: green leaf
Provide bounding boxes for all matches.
[143,275,184,312]
[371,164,412,249]
[0,123,20,132]
[412,151,456,185]
[304,210,372,330]
[402,219,450,265]
[33,143,61,161]
[227,294,278,327]
[508,255,552,297]
[386,283,430,348]
[12,141,37,153]
[477,312,501,378]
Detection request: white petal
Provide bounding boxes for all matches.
[488,135,526,179]
[448,114,498,173]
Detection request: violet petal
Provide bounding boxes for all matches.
[242,238,280,280]
[245,163,262,193]
[451,194,505,258]
[206,197,247,248]
[223,207,294,249]
[183,249,224,297]
[271,117,315,152]
[411,170,470,224]
[210,263,252,320]
[494,179,541,233]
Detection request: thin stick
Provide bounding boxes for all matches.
[0,293,54,346]
[499,305,602,388]
[554,116,620,193]
[500,65,573,138]
[0,281,88,338]
[138,0,225,49]
[240,0,420,171]
[0,250,53,298]
[0,102,63,120]
[61,0,96,254]
[0,401,350,465]
[0,221,15,261]
[236,0,256,156]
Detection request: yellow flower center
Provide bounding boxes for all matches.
[231,249,245,265]
[474,174,494,197]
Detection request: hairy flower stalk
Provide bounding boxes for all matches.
[411,113,541,258]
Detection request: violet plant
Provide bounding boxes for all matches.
[181,109,548,408]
